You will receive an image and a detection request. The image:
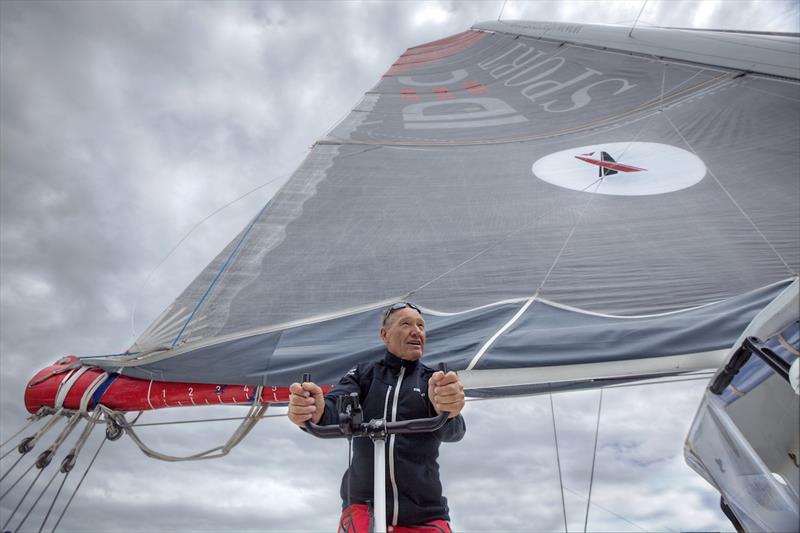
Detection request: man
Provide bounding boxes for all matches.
[288,302,466,532]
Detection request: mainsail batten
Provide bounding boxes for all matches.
[79,22,799,397]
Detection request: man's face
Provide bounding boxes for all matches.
[380,307,426,361]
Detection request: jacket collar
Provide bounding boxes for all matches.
[384,350,421,371]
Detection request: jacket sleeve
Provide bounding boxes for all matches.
[436,414,466,443]
[317,365,363,426]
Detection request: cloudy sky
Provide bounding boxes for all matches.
[1,1,798,532]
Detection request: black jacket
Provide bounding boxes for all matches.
[318,351,466,526]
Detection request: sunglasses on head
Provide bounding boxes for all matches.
[382,302,422,326]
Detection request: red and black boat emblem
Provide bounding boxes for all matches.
[574,151,646,177]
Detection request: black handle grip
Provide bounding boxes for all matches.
[299,372,336,437]
[304,420,349,438]
[383,411,449,434]
[306,411,449,439]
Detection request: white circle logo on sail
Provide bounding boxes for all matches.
[532,142,706,196]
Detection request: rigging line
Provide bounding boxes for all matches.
[549,393,569,533]
[417,174,602,370]
[321,89,380,140]
[616,61,667,163]
[37,410,101,533]
[563,487,651,533]
[740,81,800,103]
[538,178,603,293]
[116,403,268,462]
[617,67,726,165]
[38,469,71,533]
[129,167,295,345]
[1,412,47,450]
[79,351,139,359]
[0,450,25,478]
[16,466,61,533]
[662,112,795,275]
[0,462,35,501]
[598,65,714,164]
[629,1,648,38]
[128,412,287,428]
[49,436,107,533]
[170,199,271,348]
[583,389,604,533]
[497,0,508,21]
[405,175,604,300]
[424,168,603,370]
[1,447,18,462]
[3,415,82,527]
[1,443,29,463]
[2,465,46,531]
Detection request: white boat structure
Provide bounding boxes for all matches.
[3,17,798,532]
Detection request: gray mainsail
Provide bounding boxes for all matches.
[94,22,799,393]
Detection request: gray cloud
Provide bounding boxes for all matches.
[2,1,797,531]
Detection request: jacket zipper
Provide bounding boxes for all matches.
[388,365,405,526]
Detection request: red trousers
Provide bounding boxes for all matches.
[338,504,451,533]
